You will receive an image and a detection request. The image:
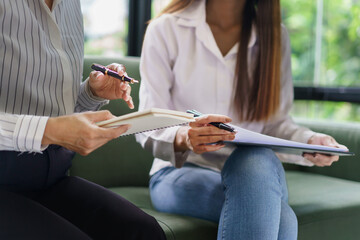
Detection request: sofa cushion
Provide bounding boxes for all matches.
[287,171,360,240]
[70,134,153,188]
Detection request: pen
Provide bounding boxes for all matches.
[186,109,235,132]
[91,63,139,84]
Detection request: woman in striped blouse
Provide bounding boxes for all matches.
[0,0,165,239]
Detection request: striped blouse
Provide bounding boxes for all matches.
[0,0,107,152]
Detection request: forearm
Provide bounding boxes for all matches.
[41,111,130,156]
[174,126,190,152]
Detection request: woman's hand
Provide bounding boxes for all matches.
[88,63,134,109]
[303,133,348,167]
[42,110,130,156]
[174,114,236,154]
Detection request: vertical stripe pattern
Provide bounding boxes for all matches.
[0,0,106,152]
[0,0,83,117]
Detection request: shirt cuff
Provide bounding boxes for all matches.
[13,115,49,152]
[78,78,109,110]
[298,130,316,144]
[140,126,188,167]
[174,150,190,168]
[277,128,316,166]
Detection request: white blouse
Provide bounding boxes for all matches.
[136,0,315,175]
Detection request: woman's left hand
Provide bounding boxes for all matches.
[303,133,348,167]
[88,63,134,109]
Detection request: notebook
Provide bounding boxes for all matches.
[96,108,195,135]
[225,125,354,156]
[97,108,353,156]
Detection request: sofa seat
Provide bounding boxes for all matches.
[287,171,360,240]
[109,187,217,240]
[108,171,360,240]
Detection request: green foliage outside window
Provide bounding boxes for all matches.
[282,0,360,87]
[282,0,360,122]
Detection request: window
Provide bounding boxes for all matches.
[80,0,129,56]
[282,0,360,122]
[282,0,360,87]
[291,100,360,122]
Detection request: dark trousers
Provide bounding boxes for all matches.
[0,146,166,240]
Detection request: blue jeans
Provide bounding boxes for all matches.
[150,146,297,240]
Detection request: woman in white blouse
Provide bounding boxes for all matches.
[137,0,347,239]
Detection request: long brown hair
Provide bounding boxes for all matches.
[158,0,281,121]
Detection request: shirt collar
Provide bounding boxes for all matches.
[174,0,256,49]
[53,0,62,9]
[173,0,205,24]
[42,0,62,12]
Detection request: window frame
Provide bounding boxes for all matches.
[127,0,151,56]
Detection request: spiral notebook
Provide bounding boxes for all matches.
[96,108,195,136]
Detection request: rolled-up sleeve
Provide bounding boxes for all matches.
[74,79,109,113]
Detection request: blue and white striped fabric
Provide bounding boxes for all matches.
[0,0,107,152]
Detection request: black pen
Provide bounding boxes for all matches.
[186,109,235,132]
[91,63,139,84]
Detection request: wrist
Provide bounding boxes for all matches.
[42,117,58,146]
[86,79,99,98]
[174,126,190,152]
[85,78,108,101]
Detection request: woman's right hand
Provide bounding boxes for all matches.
[42,110,130,156]
[174,114,236,154]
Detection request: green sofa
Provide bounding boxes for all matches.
[70,56,360,240]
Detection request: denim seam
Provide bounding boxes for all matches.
[276,164,281,194]
[271,153,283,198]
[221,183,228,240]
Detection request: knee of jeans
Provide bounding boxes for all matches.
[222,146,282,181]
[280,202,298,240]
